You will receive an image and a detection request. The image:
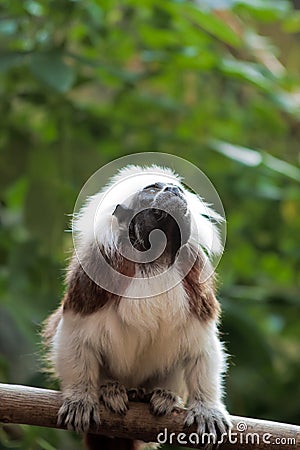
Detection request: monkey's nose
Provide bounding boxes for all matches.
[164,185,180,196]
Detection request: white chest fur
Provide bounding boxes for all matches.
[54,280,216,387]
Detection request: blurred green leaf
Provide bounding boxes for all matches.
[0,53,26,72]
[36,437,57,450]
[221,59,274,91]
[23,0,45,17]
[209,139,262,166]
[29,52,76,92]
[263,153,300,182]
[181,5,241,47]
[233,0,291,20]
[210,139,300,181]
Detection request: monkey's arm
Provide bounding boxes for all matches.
[52,313,101,432]
[184,332,232,437]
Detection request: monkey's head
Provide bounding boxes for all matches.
[113,181,191,265]
[73,165,223,289]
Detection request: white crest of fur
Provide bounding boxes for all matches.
[73,165,223,256]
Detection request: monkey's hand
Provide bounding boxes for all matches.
[185,401,232,447]
[99,381,129,415]
[150,388,183,416]
[57,392,101,433]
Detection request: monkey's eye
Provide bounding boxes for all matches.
[143,183,160,194]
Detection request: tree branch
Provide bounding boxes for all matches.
[0,384,299,449]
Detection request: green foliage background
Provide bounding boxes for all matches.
[0,1,300,449]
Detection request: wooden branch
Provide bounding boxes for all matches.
[0,384,299,449]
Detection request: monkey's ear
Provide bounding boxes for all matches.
[113,204,133,223]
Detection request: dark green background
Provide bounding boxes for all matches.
[0,1,299,449]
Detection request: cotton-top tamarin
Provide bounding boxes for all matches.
[43,165,231,449]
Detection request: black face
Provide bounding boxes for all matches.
[113,182,191,265]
